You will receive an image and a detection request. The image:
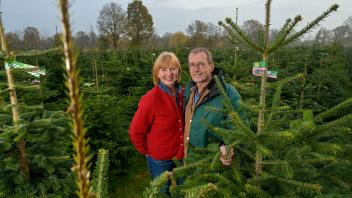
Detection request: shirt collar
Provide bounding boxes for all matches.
[158,82,181,96]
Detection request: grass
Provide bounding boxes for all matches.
[111,155,151,197]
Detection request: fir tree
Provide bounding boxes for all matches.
[127,0,154,47]
[91,149,110,198]
[58,0,92,197]
[0,11,75,195]
[0,9,30,181]
[58,1,111,197]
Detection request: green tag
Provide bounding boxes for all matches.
[253,61,267,68]
[4,61,11,69]
[267,70,278,79]
[4,60,46,78]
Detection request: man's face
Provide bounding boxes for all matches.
[188,52,214,85]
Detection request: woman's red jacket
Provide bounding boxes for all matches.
[129,85,184,160]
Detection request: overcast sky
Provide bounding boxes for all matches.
[2,0,351,38]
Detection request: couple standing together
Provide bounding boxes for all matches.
[129,48,242,192]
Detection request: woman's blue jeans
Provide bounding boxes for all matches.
[146,156,175,195]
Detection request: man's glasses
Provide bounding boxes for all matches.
[189,62,207,68]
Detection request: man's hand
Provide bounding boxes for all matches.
[165,171,173,180]
[220,145,234,166]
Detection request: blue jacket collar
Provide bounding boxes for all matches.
[158,82,181,96]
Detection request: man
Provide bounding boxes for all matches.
[184,47,243,165]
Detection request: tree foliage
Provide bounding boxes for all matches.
[169,31,189,49]
[23,26,40,50]
[97,2,127,51]
[5,32,21,51]
[187,20,209,47]
[127,0,154,47]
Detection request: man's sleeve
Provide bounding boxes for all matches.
[225,84,248,129]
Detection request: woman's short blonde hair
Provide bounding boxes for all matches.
[152,51,182,85]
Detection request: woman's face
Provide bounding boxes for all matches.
[158,65,179,88]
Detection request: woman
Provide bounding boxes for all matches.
[129,52,184,194]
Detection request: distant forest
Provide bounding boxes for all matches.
[4,2,352,51]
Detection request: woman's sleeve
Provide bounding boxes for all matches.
[128,95,154,155]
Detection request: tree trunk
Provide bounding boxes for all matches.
[300,56,308,110]
[255,0,271,175]
[6,68,31,180]
[1,13,31,181]
[255,53,268,175]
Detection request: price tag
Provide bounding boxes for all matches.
[252,61,278,78]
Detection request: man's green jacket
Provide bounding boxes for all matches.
[184,69,243,149]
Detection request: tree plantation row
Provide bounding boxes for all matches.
[1,43,351,196]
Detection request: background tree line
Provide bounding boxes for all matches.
[4,1,352,52]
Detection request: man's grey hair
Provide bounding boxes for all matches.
[189,47,214,65]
